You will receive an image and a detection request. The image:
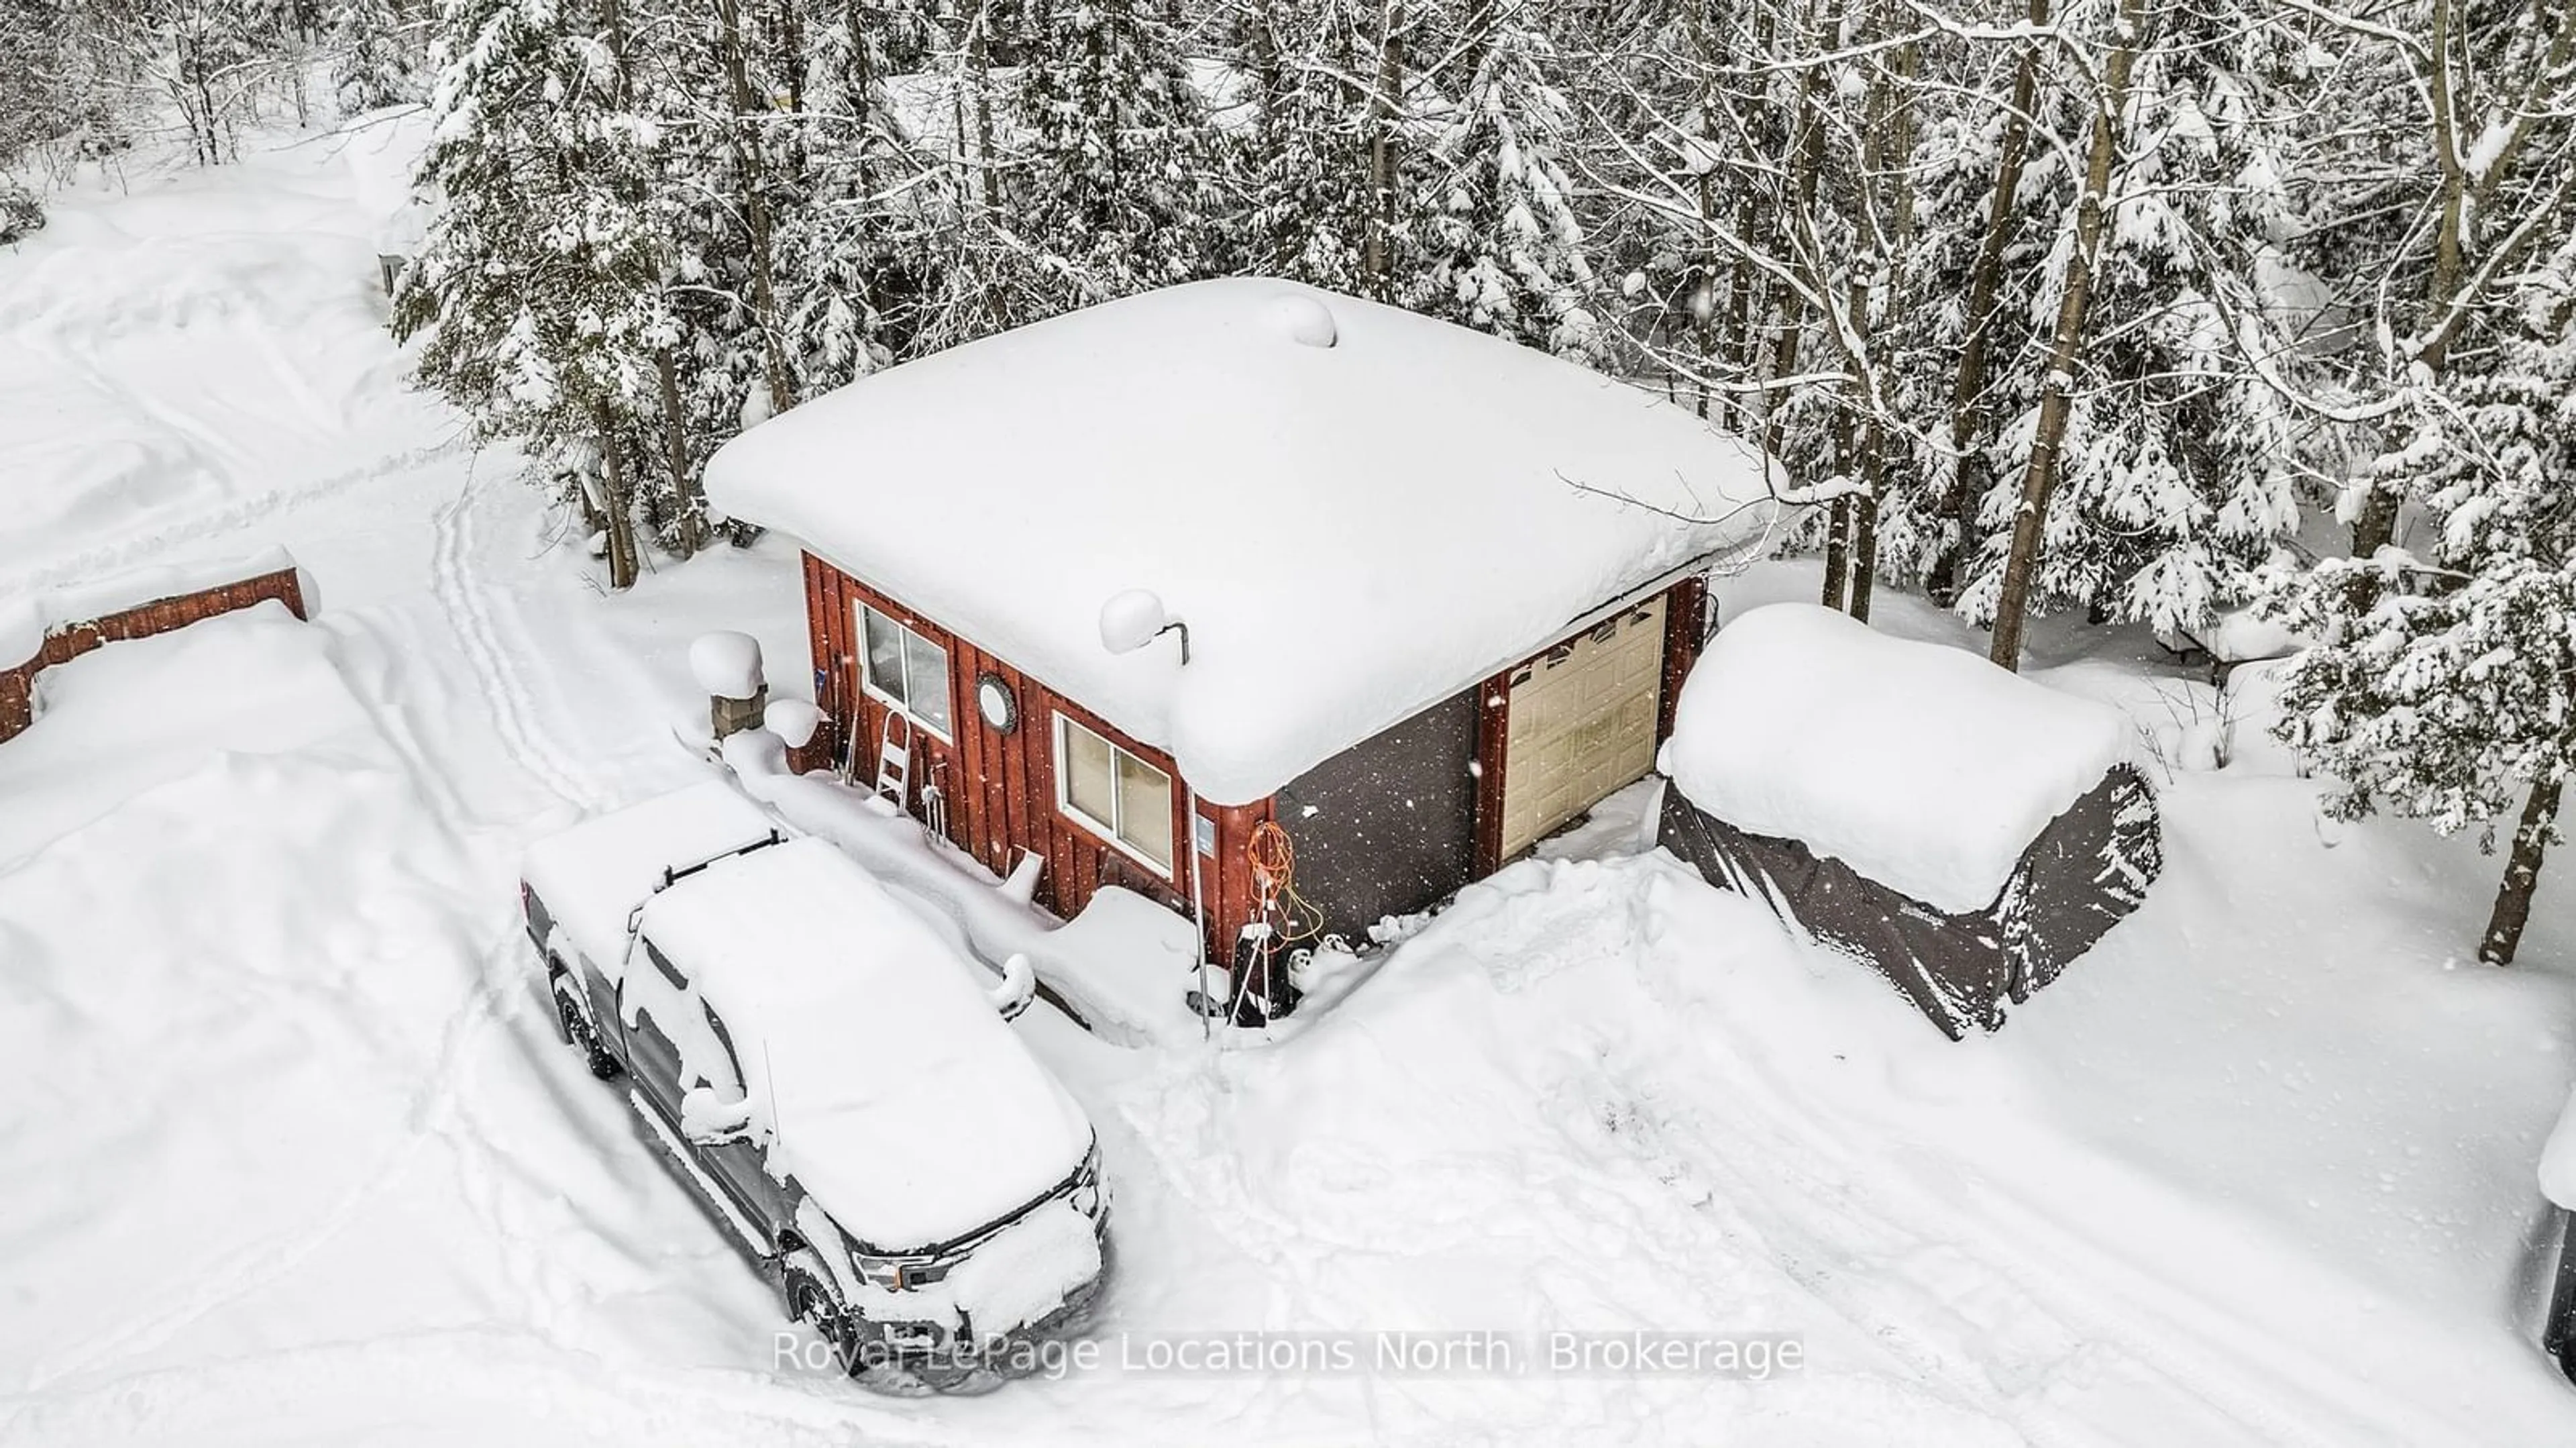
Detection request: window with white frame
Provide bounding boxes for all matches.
[1055,714,1175,874]
[857,603,953,737]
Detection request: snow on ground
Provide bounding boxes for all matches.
[4,115,2575,1447]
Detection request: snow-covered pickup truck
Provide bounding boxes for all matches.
[519,783,1109,1389]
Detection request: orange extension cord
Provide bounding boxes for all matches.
[1246,820,1324,947]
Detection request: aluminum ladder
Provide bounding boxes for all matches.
[872,709,915,810]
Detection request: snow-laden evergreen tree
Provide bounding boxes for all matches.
[4,0,142,169]
[771,0,934,390]
[2262,0,2576,964]
[1872,9,2074,607]
[396,0,676,584]
[1958,9,2309,637]
[1413,7,1602,362]
[2271,237,2576,963]
[1000,0,1232,317]
[1236,0,1380,291]
[2314,0,2576,563]
[328,0,423,112]
[631,0,932,537]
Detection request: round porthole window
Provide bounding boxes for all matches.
[976,673,1018,733]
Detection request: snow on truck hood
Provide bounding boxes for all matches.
[1663,604,2133,914]
[704,278,1778,805]
[638,837,1095,1251]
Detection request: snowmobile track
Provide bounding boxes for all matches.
[425,467,606,815]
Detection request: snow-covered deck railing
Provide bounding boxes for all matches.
[1658,604,2162,1037]
[1,547,307,743]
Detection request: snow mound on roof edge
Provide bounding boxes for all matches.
[1663,603,2131,913]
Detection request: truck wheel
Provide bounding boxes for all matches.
[783,1259,866,1377]
[551,974,621,1080]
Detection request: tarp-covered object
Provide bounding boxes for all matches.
[1664,605,2135,913]
[1659,766,2160,1037]
[1655,605,2162,1036]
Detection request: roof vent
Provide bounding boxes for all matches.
[1269,293,1338,348]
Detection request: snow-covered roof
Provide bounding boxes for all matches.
[1662,604,2133,914]
[639,836,1093,1249]
[519,782,782,968]
[705,278,1776,804]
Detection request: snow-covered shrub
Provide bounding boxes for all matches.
[0,180,42,246]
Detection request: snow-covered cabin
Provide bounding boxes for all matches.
[1657,604,2163,1037]
[703,279,1776,1009]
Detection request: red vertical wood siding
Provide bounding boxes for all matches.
[1658,574,1709,743]
[1203,799,1277,964]
[1469,665,1516,878]
[805,560,1215,943]
[0,566,307,744]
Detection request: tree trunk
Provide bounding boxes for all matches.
[969,19,997,213]
[594,407,641,591]
[1821,494,1851,608]
[715,0,796,419]
[1852,19,1911,628]
[1849,422,1881,622]
[1362,3,1406,302]
[1721,185,1760,433]
[1929,0,2051,605]
[1761,0,1833,462]
[2480,772,2564,965]
[654,348,707,555]
[1694,171,1715,420]
[2354,0,2463,560]
[1988,0,2149,672]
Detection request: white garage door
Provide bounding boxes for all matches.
[1499,597,1668,860]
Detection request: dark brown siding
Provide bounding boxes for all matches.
[1280,686,1480,942]
[1201,798,1276,965]
[1,566,306,743]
